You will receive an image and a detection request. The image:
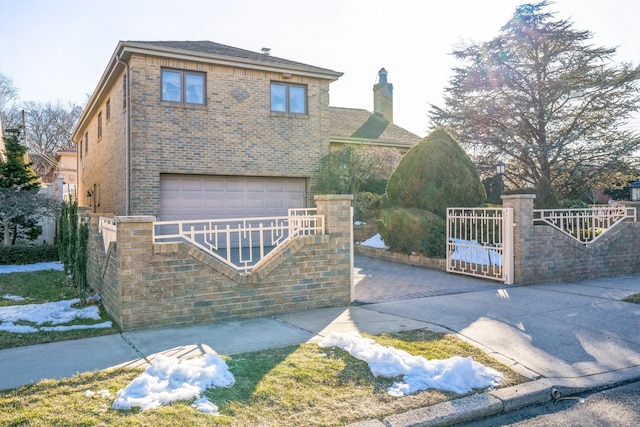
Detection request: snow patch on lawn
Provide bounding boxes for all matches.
[112,354,235,413]
[2,294,27,301]
[320,332,503,396]
[0,298,112,333]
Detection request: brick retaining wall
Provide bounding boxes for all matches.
[85,195,353,331]
[504,195,640,285]
[353,245,446,271]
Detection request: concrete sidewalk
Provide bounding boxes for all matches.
[1,261,640,426]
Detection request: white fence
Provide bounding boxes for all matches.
[534,206,636,245]
[99,217,117,253]
[446,207,514,284]
[152,209,324,274]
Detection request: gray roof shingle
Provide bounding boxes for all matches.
[329,107,422,147]
[125,40,342,77]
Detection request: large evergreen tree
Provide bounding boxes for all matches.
[430,1,640,203]
[0,128,47,245]
[0,128,40,191]
[386,128,486,217]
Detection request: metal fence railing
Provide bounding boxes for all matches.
[98,217,117,253]
[534,206,636,245]
[446,207,514,284]
[152,208,324,274]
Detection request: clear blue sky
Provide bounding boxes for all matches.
[1,0,638,137]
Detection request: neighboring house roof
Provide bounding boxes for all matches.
[73,40,343,142]
[329,107,422,149]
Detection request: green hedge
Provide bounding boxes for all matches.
[0,244,59,265]
[377,208,446,258]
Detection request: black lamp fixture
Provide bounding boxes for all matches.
[630,179,640,202]
[495,161,505,201]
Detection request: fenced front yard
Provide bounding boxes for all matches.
[445,196,639,285]
[86,195,353,331]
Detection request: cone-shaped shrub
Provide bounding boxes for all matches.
[386,128,486,217]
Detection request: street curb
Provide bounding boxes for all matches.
[384,392,504,427]
[346,380,555,427]
[347,374,640,427]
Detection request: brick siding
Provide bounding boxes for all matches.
[78,53,333,216]
[504,195,640,285]
[84,195,352,331]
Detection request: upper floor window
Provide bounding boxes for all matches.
[98,111,103,140]
[271,82,306,114]
[161,69,205,104]
[122,76,127,110]
[106,99,111,122]
[84,132,88,154]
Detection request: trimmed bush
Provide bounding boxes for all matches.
[354,191,386,222]
[377,208,446,258]
[0,244,59,265]
[386,128,486,217]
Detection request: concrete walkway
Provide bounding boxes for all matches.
[1,257,640,426]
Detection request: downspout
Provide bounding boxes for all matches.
[116,54,130,215]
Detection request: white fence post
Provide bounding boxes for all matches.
[503,207,514,285]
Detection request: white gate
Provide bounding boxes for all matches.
[446,207,514,284]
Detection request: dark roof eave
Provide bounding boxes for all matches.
[330,136,415,148]
[121,41,343,80]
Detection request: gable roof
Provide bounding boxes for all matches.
[126,41,342,77]
[329,107,422,148]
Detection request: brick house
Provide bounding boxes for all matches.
[71,40,343,221]
[67,42,419,329]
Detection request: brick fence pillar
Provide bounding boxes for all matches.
[502,194,535,285]
[314,194,354,301]
[114,215,156,328]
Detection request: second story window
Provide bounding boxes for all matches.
[271,82,306,114]
[161,69,205,105]
[84,132,88,154]
[106,99,111,122]
[98,111,103,140]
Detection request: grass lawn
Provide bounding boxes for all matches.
[0,268,529,425]
[0,329,528,426]
[0,270,119,349]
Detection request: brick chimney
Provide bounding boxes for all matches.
[373,68,393,122]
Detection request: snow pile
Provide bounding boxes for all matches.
[359,233,389,249]
[0,298,112,333]
[449,239,502,267]
[319,332,502,396]
[112,354,235,413]
[2,294,26,301]
[0,261,64,274]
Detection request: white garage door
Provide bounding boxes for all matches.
[160,175,306,221]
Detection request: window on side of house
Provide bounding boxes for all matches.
[270,82,306,114]
[106,99,110,122]
[84,132,88,154]
[98,112,102,140]
[161,69,205,105]
[122,76,127,110]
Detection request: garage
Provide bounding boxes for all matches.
[159,174,306,221]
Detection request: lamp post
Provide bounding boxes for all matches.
[495,161,505,202]
[630,179,640,202]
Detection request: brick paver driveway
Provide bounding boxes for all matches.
[353,254,505,304]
